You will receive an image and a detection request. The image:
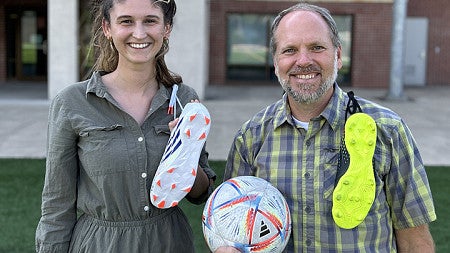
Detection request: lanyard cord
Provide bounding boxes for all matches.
[167,84,184,119]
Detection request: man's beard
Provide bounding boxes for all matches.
[278,53,339,104]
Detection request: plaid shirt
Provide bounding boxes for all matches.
[225,84,436,252]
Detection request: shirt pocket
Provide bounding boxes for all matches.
[78,124,131,176]
[321,146,340,209]
[153,125,171,135]
[144,125,172,168]
[373,145,390,179]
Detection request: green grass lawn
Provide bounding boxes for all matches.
[0,159,448,252]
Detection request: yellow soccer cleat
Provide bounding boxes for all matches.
[332,112,377,229]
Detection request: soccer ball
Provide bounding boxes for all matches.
[202,176,291,253]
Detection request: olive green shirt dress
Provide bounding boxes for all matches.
[35,72,216,252]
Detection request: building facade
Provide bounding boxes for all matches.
[209,0,450,88]
[0,0,449,99]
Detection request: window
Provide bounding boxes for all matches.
[335,15,352,85]
[227,14,275,81]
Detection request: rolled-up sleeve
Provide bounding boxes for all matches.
[35,95,79,252]
[385,119,436,229]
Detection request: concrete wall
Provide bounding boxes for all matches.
[48,0,78,99]
[166,0,209,100]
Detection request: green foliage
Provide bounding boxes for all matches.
[0,160,447,252]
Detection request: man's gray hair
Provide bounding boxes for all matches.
[269,3,342,56]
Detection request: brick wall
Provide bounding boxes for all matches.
[409,0,450,86]
[209,1,393,88]
[210,0,450,88]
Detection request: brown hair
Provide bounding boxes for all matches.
[89,0,182,86]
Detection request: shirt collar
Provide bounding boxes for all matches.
[85,71,171,102]
[86,71,108,98]
[273,93,291,129]
[273,83,347,131]
[320,83,347,131]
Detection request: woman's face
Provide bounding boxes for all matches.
[102,0,171,68]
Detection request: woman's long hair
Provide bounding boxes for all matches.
[88,0,182,87]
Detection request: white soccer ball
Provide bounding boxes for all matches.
[202,176,291,252]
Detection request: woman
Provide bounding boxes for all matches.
[35,0,215,252]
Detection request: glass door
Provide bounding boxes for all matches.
[6,8,47,81]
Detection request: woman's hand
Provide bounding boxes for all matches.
[168,99,200,132]
[168,118,179,132]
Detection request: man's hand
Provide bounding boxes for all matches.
[214,246,241,253]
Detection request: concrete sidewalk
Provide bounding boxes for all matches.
[1,83,449,166]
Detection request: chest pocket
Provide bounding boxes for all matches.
[78,124,131,176]
[154,125,171,135]
[145,124,172,171]
[321,146,340,203]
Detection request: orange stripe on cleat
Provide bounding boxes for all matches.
[185,129,191,137]
[158,200,166,209]
[198,132,206,140]
[205,116,211,125]
[189,114,197,121]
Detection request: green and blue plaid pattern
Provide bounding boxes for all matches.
[225,85,436,252]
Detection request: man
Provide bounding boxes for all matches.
[221,3,436,252]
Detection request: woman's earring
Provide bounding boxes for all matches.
[108,37,114,51]
[162,38,169,52]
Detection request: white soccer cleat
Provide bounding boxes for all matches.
[150,102,211,209]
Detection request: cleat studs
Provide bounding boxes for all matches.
[158,200,166,209]
[198,132,206,140]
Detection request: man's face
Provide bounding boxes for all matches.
[273,10,342,104]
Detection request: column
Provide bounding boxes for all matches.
[48,0,78,99]
[166,0,209,100]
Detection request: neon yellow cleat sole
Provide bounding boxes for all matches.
[332,112,377,229]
